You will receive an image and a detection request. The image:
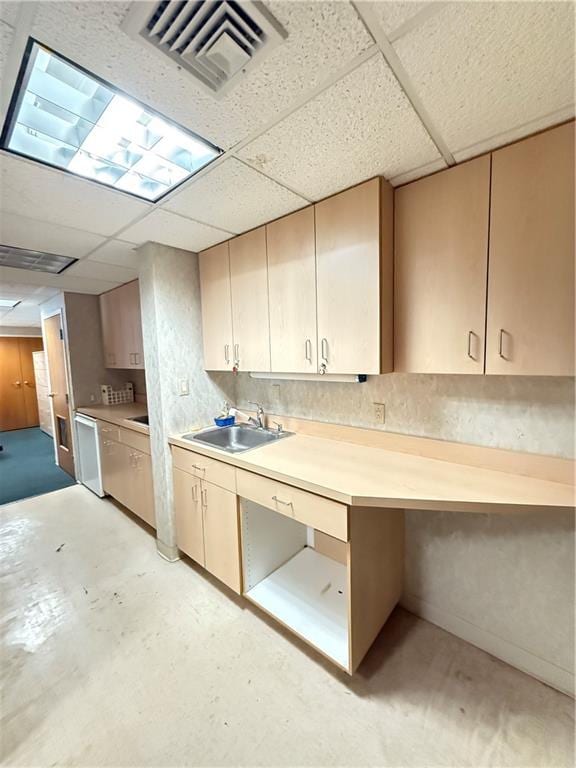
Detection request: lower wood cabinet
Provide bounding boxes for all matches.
[171,445,404,674]
[98,421,155,529]
[173,464,242,594]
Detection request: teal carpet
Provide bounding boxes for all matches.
[0,428,76,506]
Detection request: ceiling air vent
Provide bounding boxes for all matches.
[122,1,287,98]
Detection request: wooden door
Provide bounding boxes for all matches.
[315,178,388,374]
[486,122,575,375]
[202,481,241,594]
[267,206,318,373]
[44,313,75,477]
[174,468,205,565]
[19,337,44,426]
[199,242,234,371]
[130,449,155,527]
[0,338,26,430]
[123,280,145,369]
[229,227,271,372]
[395,156,490,373]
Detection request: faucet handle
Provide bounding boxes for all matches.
[248,401,264,413]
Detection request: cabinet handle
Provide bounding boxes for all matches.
[272,495,293,509]
[321,338,329,363]
[498,329,507,360]
[14,380,21,387]
[191,484,198,502]
[192,464,206,474]
[305,339,312,363]
[234,343,239,363]
[224,344,230,364]
[467,331,475,360]
[201,488,208,508]
[134,353,140,365]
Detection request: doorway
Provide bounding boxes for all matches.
[44,313,75,478]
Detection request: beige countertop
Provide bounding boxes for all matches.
[169,429,574,513]
[77,403,149,435]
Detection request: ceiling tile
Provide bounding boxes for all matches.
[87,240,142,269]
[0,153,151,237]
[0,2,19,27]
[369,1,433,37]
[0,211,106,258]
[392,1,575,157]
[238,53,443,200]
[30,0,373,150]
[0,19,14,83]
[65,259,137,284]
[120,210,233,253]
[164,158,308,234]
[0,265,118,294]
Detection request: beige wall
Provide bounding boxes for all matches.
[235,373,575,693]
[0,326,42,336]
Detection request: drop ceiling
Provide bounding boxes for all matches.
[0,0,573,300]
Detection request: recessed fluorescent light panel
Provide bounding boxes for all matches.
[0,298,21,308]
[0,244,77,274]
[1,39,222,202]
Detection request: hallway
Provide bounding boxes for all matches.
[0,427,75,505]
[1,485,573,767]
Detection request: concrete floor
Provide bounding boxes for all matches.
[1,486,573,767]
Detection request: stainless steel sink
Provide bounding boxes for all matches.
[183,424,292,454]
[130,415,149,425]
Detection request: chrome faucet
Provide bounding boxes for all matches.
[248,401,265,429]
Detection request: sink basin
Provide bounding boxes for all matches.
[183,424,292,454]
[129,415,149,425]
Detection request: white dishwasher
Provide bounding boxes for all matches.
[74,413,105,497]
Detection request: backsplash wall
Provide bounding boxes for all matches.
[235,371,575,692]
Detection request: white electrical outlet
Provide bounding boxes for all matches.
[179,378,189,396]
[373,402,385,424]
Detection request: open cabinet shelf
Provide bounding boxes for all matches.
[245,546,349,670]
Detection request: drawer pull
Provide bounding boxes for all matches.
[192,464,206,473]
[272,495,292,508]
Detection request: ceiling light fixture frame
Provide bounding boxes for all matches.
[0,37,223,203]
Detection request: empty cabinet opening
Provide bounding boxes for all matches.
[241,498,349,670]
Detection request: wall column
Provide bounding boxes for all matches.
[138,242,236,559]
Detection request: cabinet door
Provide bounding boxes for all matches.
[123,280,145,369]
[199,242,234,371]
[395,156,490,373]
[99,290,121,368]
[130,449,155,528]
[315,178,389,374]
[173,468,205,565]
[100,436,129,503]
[202,481,241,594]
[229,227,271,372]
[267,206,318,373]
[486,123,575,375]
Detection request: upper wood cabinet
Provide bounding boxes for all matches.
[229,227,271,373]
[395,156,491,374]
[100,280,145,370]
[315,178,393,375]
[486,122,575,376]
[199,242,234,371]
[267,206,317,373]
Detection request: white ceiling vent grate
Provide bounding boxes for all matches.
[122,1,288,98]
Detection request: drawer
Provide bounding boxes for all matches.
[120,427,151,455]
[97,420,121,443]
[236,470,348,542]
[171,446,236,493]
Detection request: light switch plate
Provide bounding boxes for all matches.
[179,378,189,396]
